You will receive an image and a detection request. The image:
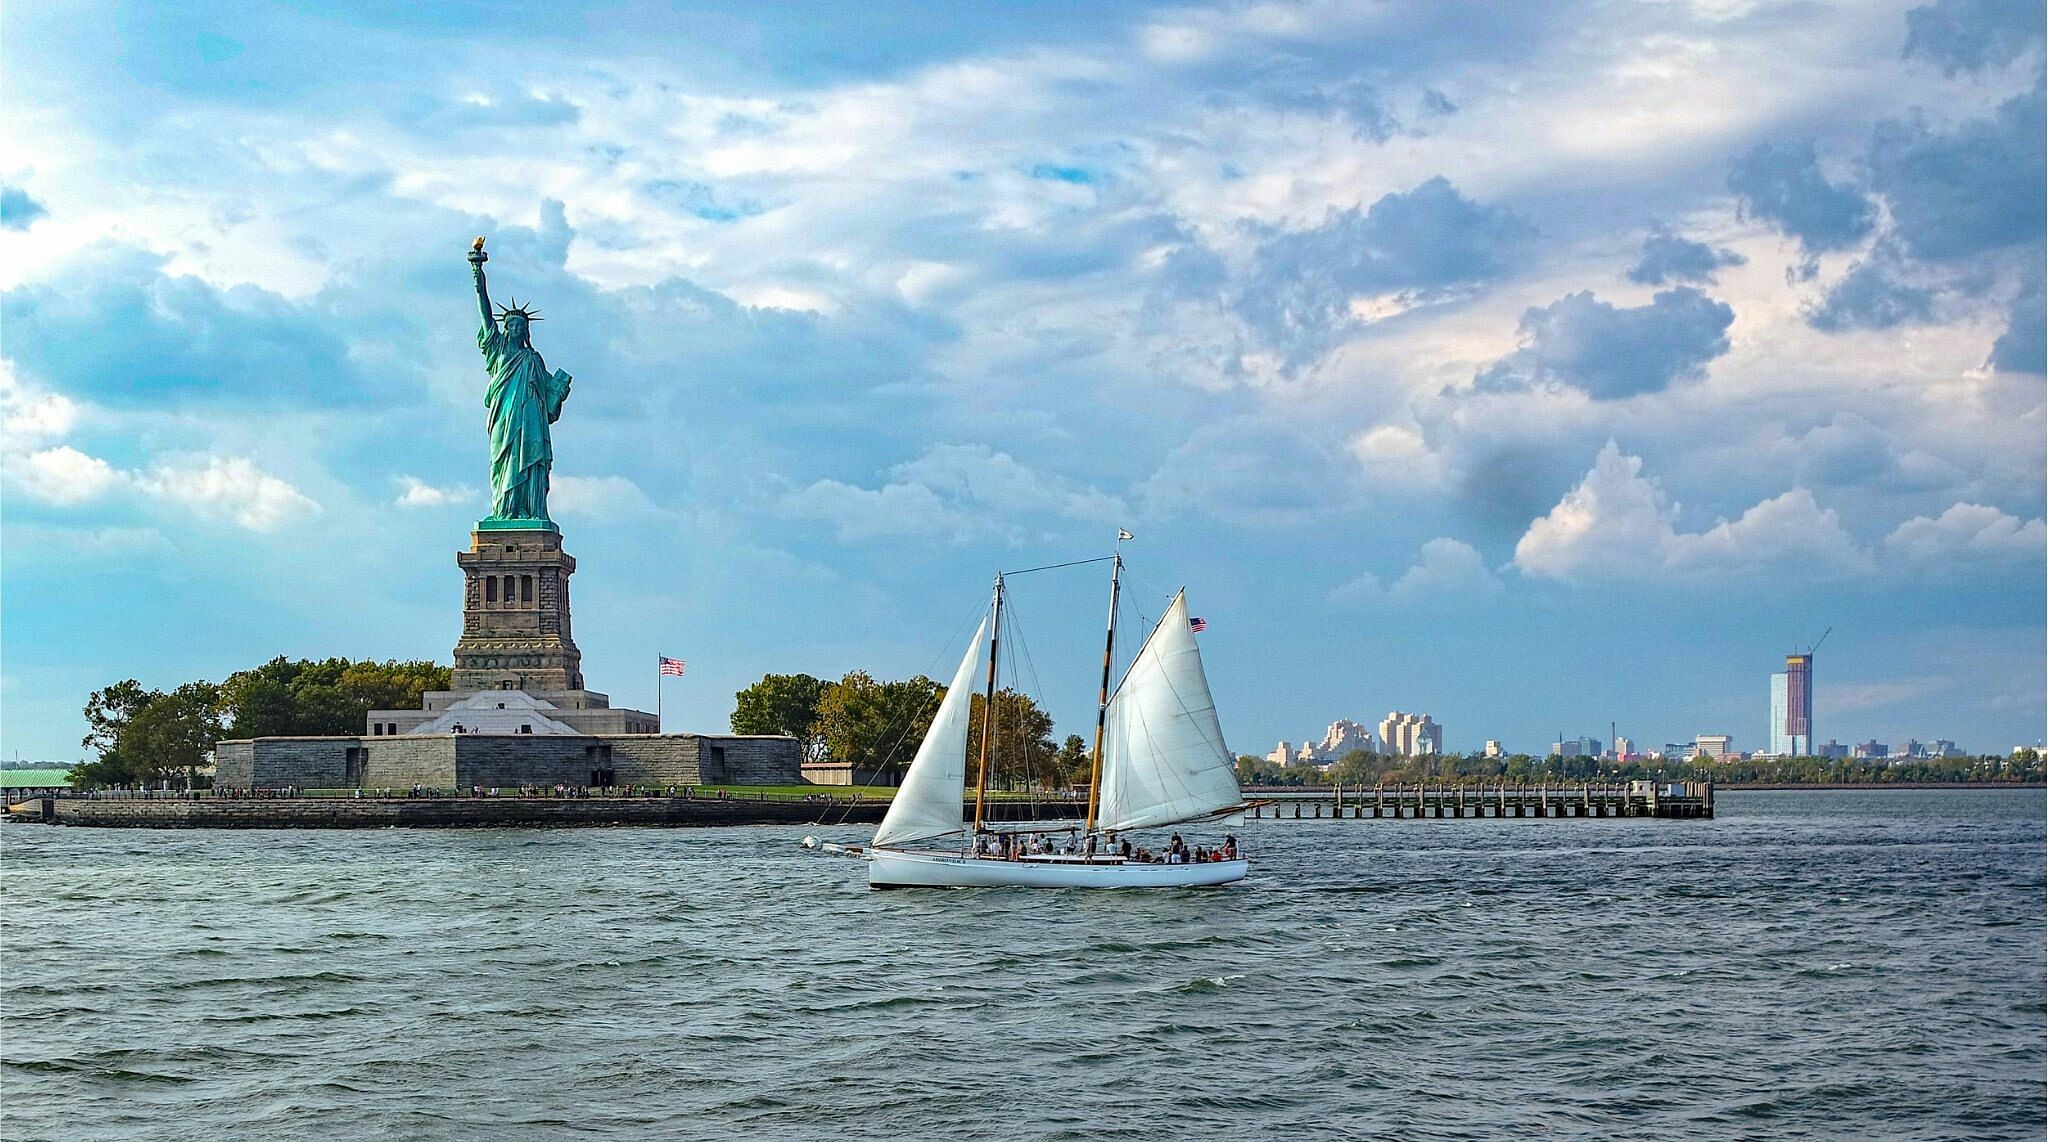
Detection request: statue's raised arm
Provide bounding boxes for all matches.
[469,236,496,332]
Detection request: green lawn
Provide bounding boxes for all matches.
[0,769,73,787]
[665,784,899,799]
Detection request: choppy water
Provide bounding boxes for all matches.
[2,789,2042,1140]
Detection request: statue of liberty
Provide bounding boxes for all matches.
[468,236,572,526]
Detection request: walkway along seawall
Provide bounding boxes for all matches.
[2,794,1092,830]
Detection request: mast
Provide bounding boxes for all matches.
[1084,548,1123,832]
[971,573,1003,833]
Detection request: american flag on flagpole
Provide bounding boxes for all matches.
[1188,616,1207,633]
[659,656,686,677]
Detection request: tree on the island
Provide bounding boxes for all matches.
[966,688,1058,791]
[217,657,450,737]
[730,672,827,759]
[815,671,942,777]
[82,679,154,757]
[1055,733,1090,788]
[73,681,224,789]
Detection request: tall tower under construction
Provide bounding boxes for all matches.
[1771,653,1814,756]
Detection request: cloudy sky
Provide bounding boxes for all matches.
[3,0,2042,761]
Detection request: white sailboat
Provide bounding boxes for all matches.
[831,548,1251,889]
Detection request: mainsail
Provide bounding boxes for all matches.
[1095,592,1244,832]
[872,617,988,849]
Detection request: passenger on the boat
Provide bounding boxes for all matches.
[1085,833,1098,858]
[1221,835,1238,859]
[1119,837,1133,859]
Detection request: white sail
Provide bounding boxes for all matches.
[1096,592,1244,833]
[872,617,987,849]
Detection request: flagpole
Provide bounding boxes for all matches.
[656,654,663,733]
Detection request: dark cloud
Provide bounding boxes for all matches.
[1473,288,1734,401]
[1807,245,1937,331]
[1456,443,1581,536]
[1240,176,1534,364]
[1903,0,2045,75]
[1988,262,2045,373]
[1727,140,1875,256]
[1627,229,1746,285]
[0,185,47,230]
[1868,89,2045,263]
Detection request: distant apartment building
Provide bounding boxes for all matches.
[1612,735,1635,760]
[1482,740,1504,759]
[1853,740,1889,759]
[1302,719,1373,762]
[1552,736,1603,758]
[1817,739,1849,759]
[1267,719,1376,768]
[1379,711,1443,757]
[1769,654,1814,757]
[1695,734,1734,760]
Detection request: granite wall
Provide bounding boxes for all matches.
[221,732,802,790]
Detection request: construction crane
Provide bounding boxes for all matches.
[1807,627,1832,656]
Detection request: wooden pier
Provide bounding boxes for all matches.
[1245,780,1713,820]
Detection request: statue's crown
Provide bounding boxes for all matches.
[496,298,542,322]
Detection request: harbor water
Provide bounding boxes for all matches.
[3,789,2041,1139]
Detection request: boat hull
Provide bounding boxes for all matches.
[868,847,1247,889]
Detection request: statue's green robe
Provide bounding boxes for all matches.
[479,322,573,521]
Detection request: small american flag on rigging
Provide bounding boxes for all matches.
[1188,616,1207,633]
[659,656,686,677]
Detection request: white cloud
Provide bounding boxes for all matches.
[781,444,1123,543]
[894,444,1125,523]
[0,364,78,447]
[1513,441,1872,581]
[550,474,663,519]
[393,476,477,508]
[136,456,320,531]
[1349,424,1450,494]
[1884,503,2046,561]
[1331,537,1501,607]
[781,478,968,542]
[11,445,121,505]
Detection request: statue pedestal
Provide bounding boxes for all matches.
[452,527,583,692]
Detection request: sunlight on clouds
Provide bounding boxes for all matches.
[1885,503,2047,561]
[1513,442,1873,582]
[13,445,121,505]
[393,477,477,509]
[136,456,321,531]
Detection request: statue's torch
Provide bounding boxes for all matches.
[468,235,488,266]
